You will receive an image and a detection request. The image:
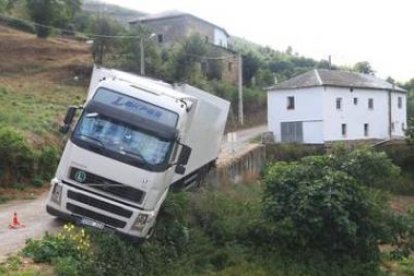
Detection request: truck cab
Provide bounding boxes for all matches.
[46,68,203,238]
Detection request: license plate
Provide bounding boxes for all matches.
[80,217,104,230]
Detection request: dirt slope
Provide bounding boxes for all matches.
[0,25,91,78]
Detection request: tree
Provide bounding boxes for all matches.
[402,79,414,121]
[262,149,400,262]
[0,0,15,13]
[117,25,163,77]
[406,118,414,145]
[25,0,81,38]
[242,52,260,86]
[170,34,207,82]
[89,15,123,65]
[353,61,375,75]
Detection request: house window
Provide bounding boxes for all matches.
[341,124,347,137]
[368,98,374,109]
[398,97,402,109]
[157,34,164,43]
[353,97,358,105]
[364,123,369,137]
[391,122,395,132]
[201,62,207,74]
[287,96,295,110]
[336,98,342,110]
[228,62,233,72]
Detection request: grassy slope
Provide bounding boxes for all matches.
[0,25,91,146]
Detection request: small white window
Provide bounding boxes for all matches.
[287,96,295,110]
[353,97,358,105]
[368,98,374,109]
[336,98,342,110]
[341,124,347,137]
[398,97,402,109]
[364,123,369,137]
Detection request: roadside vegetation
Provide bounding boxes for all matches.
[0,147,411,275]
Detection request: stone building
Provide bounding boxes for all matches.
[130,11,240,85]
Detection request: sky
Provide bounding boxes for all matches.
[101,0,414,82]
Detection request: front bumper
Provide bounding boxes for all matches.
[46,178,166,239]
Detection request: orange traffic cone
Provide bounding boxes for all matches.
[8,212,25,229]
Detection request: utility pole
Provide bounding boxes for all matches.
[140,37,145,75]
[140,33,156,76]
[238,53,244,125]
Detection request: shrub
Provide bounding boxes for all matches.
[332,147,401,189]
[23,224,90,263]
[0,127,60,187]
[0,15,36,34]
[262,150,399,262]
[37,145,60,180]
[265,143,325,163]
[0,127,35,186]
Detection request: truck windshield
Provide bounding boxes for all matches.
[73,111,172,169]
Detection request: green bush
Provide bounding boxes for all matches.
[37,145,60,179]
[0,127,59,188]
[0,15,36,34]
[262,150,399,262]
[332,147,401,189]
[53,256,79,276]
[0,127,35,186]
[265,143,325,163]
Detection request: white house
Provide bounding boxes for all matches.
[267,69,407,144]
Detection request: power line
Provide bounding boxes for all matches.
[1,14,240,60]
[1,14,141,39]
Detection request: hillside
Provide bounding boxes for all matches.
[0,25,92,145]
[82,0,146,26]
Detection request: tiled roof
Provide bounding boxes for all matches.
[267,69,406,92]
[132,10,186,22]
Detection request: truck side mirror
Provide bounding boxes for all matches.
[60,106,77,134]
[175,165,186,175]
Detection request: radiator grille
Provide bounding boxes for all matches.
[69,167,144,204]
[67,190,132,218]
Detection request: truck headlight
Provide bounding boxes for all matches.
[51,183,63,205]
[132,214,149,231]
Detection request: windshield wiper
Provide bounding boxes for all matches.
[120,149,153,169]
[79,134,106,149]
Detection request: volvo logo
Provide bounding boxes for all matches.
[74,170,87,183]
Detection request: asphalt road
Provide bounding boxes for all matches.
[0,124,267,261]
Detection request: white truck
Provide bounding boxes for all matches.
[46,66,230,238]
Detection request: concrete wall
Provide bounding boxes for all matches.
[267,87,324,143]
[207,145,266,184]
